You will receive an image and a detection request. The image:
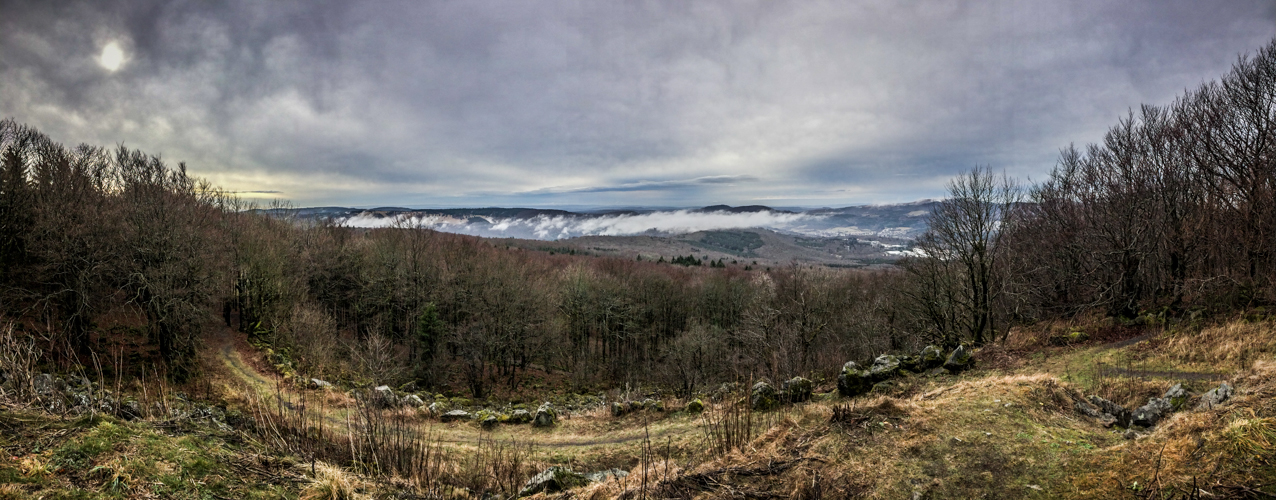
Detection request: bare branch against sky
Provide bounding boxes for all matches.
[1,1,1272,208]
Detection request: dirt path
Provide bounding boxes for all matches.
[205,326,698,449]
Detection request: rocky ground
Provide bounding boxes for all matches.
[1,317,1275,499]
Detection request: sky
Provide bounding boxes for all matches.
[1,1,1273,209]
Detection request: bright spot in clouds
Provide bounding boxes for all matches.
[98,42,124,71]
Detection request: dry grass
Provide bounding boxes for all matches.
[300,461,364,500]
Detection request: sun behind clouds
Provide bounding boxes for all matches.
[98,41,124,71]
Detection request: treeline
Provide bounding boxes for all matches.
[905,39,1276,349]
[0,122,912,395]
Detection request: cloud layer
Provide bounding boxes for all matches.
[2,1,1273,207]
[344,209,816,240]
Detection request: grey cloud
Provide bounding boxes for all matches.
[1,0,1273,207]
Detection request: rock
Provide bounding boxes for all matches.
[1163,384,1189,410]
[309,378,333,390]
[782,377,813,403]
[33,373,55,396]
[920,345,945,369]
[401,394,425,407]
[685,399,705,413]
[518,466,588,497]
[1123,429,1140,440]
[1131,398,1172,427]
[628,400,644,412]
[427,402,448,416]
[838,361,873,397]
[1074,401,1102,419]
[533,403,556,427]
[583,468,629,483]
[943,345,974,373]
[611,402,628,417]
[641,399,660,411]
[899,355,922,373]
[119,399,142,420]
[1197,382,1233,410]
[372,385,398,408]
[869,355,902,382]
[1087,395,1130,427]
[750,380,778,411]
[511,409,533,424]
[441,410,471,423]
[481,415,499,429]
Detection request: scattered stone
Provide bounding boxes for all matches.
[441,410,471,423]
[869,355,902,382]
[943,345,974,373]
[401,394,425,407]
[750,380,778,411]
[1163,384,1189,410]
[511,409,533,424]
[685,398,705,413]
[33,373,55,396]
[1087,395,1130,427]
[838,361,873,397]
[308,378,332,390]
[519,466,589,497]
[1197,382,1233,410]
[533,403,556,427]
[583,468,629,483]
[1131,397,1172,427]
[782,376,814,403]
[920,345,945,369]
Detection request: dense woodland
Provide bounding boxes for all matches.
[2,39,1275,400]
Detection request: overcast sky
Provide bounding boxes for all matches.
[2,1,1273,208]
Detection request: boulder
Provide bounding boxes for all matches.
[533,403,556,427]
[685,398,705,413]
[943,345,974,373]
[309,378,333,390]
[1131,398,1173,427]
[750,380,778,411]
[782,376,814,403]
[837,361,873,397]
[481,415,499,429]
[510,409,533,424]
[920,345,945,369]
[401,394,425,407]
[1088,395,1130,427]
[427,402,448,416]
[611,402,628,417]
[372,385,398,408]
[641,399,662,411]
[871,380,900,394]
[518,466,588,497]
[898,355,922,373]
[1197,382,1233,410]
[440,410,471,423]
[869,355,902,382]
[1163,384,1189,411]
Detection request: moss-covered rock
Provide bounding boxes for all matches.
[920,345,945,369]
[750,380,778,411]
[869,355,901,382]
[685,399,705,413]
[838,361,872,398]
[518,466,588,497]
[611,402,628,417]
[782,376,813,403]
[1163,383,1189,411]
[510,409,533,424]
[943,345,974,373]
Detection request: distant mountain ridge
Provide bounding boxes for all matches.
[263,202,939,241]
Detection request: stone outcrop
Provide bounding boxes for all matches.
[869,355,902,382]
[440,410,471,422]
[1131,397,1173,427]
[1163,384,1189,410]
[782,376,814,403]
[685,398,705,413]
